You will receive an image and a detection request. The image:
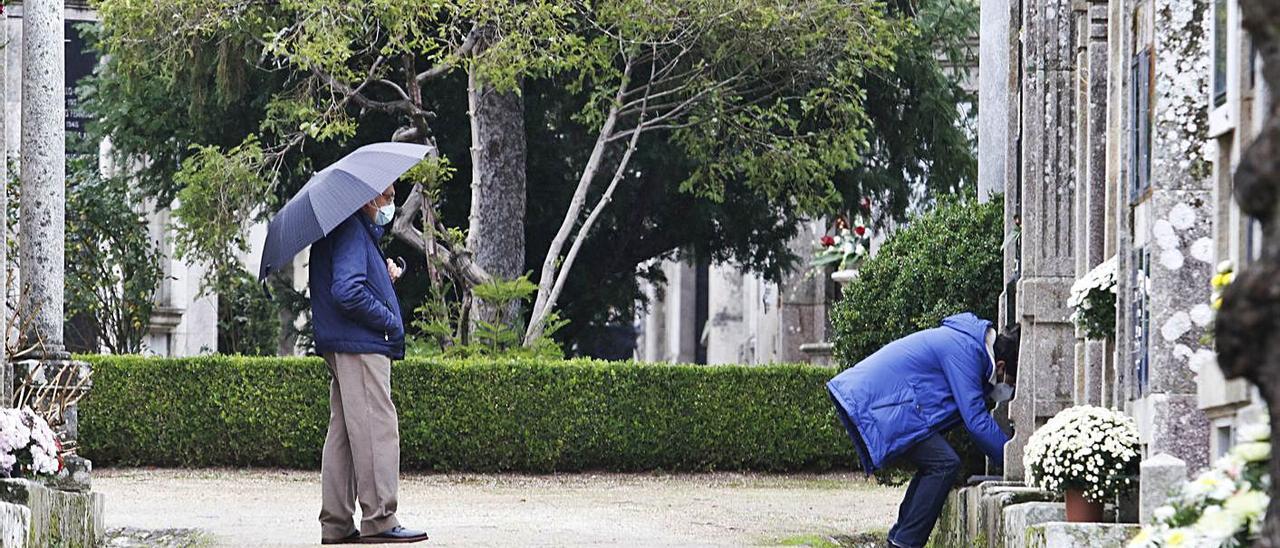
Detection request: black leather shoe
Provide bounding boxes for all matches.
[322,530,361,545]
[361,526,429,544]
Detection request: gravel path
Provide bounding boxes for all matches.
[95,468,901,547]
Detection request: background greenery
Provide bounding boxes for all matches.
[79,0,978,357]
[78,355,857,472]
[831,195,1003,365]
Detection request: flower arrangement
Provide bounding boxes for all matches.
[1024,405,1140,503]
[1129,417,1270,548]
[1202,260,1235,346]
[1068,256,1118,339]
[0,407,61,478]
[1211,260,1235,311]
[811,216,872,272]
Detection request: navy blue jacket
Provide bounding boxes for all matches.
[310,214,405,359]
[827,313,1006,471]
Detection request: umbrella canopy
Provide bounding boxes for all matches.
[258,142,432,281]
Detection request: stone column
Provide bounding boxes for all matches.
[978,0,1016,204]
[16,0,92,488]
[1082,3,1111,407]
[19,0,64,356]
[663,260,698,364]
[1005,0,1078,481]
[0,6,8,406]
[1072,2,1111,407]
[705,264,748,364]
[781,220,833,365]
[1105,0,1131,411]
[1129,0,1213,475]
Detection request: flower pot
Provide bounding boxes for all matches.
[1064,488,1104,522]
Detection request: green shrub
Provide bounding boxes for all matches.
[832,195,1003,365]
[77,355,857,472]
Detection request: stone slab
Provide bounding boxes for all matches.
[1139,453,1186,524]
[929,487,971,548]
[0,501,30,548]
[1027,523,1139,548]
[0,478,104,547]
[931,481,1054,548]
[1003,502,1066,548]
[981,487,1057,548]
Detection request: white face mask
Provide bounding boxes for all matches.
[374,203,395,226]
[988,364,1014,404]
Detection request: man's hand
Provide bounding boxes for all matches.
[386,258,403,283]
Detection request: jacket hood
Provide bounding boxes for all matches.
[941,312,995,375]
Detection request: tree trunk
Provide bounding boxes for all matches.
[1213,0,1279,544]
[465,63,527,329]
[276,259,301,356]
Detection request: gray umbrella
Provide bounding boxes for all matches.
[258,142,432,281]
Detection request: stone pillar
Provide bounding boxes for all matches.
[19,0,65,356]
[663,260,698,364]
[1132,0,1213,474]
[1138,453,1186,524]
[705,264,748,364]
[978,0,1016,204]
[1104,0,1131,411]
[15,0,92,485]
[1005,0,1078,480]
[780,220,833,365]
[0,6,7,406]
[1072,2,1111,407]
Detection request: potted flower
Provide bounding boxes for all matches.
[0,407,62,479]
[1068,256,1118,339]
[812,216,872,282]
[1024,405,1140,522]
[1130,417,1270,547]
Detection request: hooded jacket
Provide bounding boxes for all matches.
[826,313,1007,471]
[309,213,405,359]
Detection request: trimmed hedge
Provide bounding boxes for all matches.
[77,355,857,472]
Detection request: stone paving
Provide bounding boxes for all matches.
[94,468,901,547]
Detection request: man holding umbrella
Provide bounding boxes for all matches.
[258,143,432,544]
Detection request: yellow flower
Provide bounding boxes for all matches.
[1213,297,1223,310]
[1128,527,1152,547]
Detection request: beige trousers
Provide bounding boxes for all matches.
[320,353,401,538]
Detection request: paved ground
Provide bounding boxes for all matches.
[95,468,901,547]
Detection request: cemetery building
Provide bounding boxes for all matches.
[936,0,1273,543]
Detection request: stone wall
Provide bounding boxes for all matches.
[0,479,104,547]
[931,481,1139,548]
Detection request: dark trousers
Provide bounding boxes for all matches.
[887,433,961,548]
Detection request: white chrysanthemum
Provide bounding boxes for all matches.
[1127,526,1155,548]
[1196,505,1244,541]
[1233,442,1271,463]
[1162,527,1198,547]
[1238,421,1269,443]
[1224,490,1268,522]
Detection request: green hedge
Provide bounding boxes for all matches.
[78,355,857,472]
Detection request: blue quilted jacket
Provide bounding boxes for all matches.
[309,214,405,359]
[827,313,1007,471]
